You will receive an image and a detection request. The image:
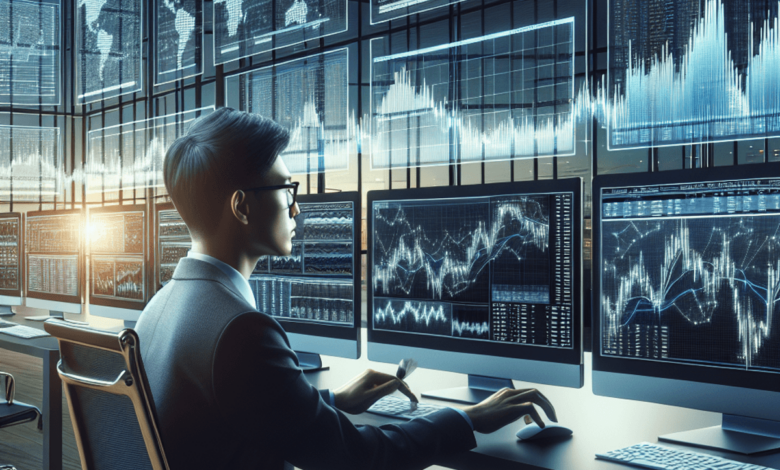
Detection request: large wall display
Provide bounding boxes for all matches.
[598,176,780,373]
[0,213,22,297]
[608,0,780,149]
[154,203,190,290]
[370,0,461,24]
[0,125,62,202]
[251,198,357,326]
[25,210,82,304]
[88,205,146,309]
[84,106,213,194]
[213,0,347,64]
[77,0,143,103]
[228,49,350,175]
[0,0,60,105]
[156,0,203,84]
[371,18,577,170]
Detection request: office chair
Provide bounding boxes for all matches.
[43,319,170,470]
[1,371,42,470]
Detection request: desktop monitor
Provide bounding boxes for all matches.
[0,213,23,315]
[250,191,362,368]
[367,179,584,403]
[87,205,148,321]
[154,202,191,291]
[24,209,83,316]
[592,165,780,455]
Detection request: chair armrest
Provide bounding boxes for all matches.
[0,372,14,405]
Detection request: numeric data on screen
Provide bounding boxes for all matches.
[600,179,780,372]
[372,193,574,348]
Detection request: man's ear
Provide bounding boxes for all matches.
[231,190,250,225]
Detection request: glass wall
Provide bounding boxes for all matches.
[2,0,779,329]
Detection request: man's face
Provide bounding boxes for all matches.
[246,157,300,257]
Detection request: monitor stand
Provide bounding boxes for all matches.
[0,306,13,317]
[659,414,780,455]
[27,311,88,325]
[297,352,329,372]
[422,375,514,405]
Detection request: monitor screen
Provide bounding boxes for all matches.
[592,165,780,421]
[155,203,191,292]
[0,213,22,302]
[87,205,147,320]
[250,192,361,359]
[25,209,83,313]
[367,179,583,388]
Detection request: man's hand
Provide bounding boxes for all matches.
[463,388,557,434]
[333,369,418,414]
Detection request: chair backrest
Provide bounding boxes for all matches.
[43,320,169,470]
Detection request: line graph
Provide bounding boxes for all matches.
[608,0,780,148]
[230,49,352,175]
[0,125,62,202]
[374,299,452,336]
[601,216,780,371]
[373,195,549,302]
[372,191,575,347]
[82,107,213,194]
[371,18,577,169]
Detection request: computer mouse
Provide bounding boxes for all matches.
[516,416,572,441]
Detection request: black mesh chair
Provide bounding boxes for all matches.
[43,319,169,470]
[0,371,42,470]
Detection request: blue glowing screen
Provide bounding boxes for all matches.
[608,0,780,149]
[599,179,780,372]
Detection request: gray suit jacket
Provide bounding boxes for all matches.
[136,257,477,470]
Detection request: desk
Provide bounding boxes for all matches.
[0,315,62,470]
[306,340,780,469]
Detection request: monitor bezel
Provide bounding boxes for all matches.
[259,191,362,352]
[87,204,148,312]
[0,212,23,299]
[367,179,583,368]
[24,209,83,306]
[592,163,780,395]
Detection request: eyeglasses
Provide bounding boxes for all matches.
[244,181,299,210]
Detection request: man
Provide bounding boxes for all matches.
[136,108,557,470]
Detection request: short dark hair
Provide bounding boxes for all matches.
[163,108,290,238]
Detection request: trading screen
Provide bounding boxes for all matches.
[89,210,145,303]
[26,213,80,297]
[372,192,574,348]
[600,178,780,373]
[156,207,191,289]
[214,0,347,64]
[0,0,61,105]
[251,201,355,326]
[0,215,20,292]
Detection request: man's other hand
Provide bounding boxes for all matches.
[333,369,418,414]
[463,388,557,434]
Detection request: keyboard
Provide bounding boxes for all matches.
[0,321,50,339]
[367,395,448,420]
[596,442,772,470]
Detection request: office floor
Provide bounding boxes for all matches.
[0,348,81,470]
